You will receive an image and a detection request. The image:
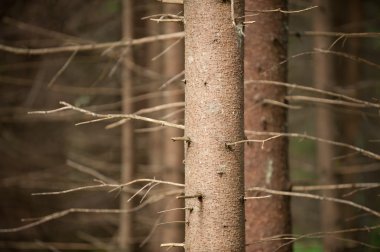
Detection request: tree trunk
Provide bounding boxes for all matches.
[162,2,185,246]
[119,0,135,250]
[184,1,245,251]
[313,0,341,251]
[244,1,291,251]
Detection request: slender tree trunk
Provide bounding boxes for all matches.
[313,1,341,251]
[119,0,134,250]
[244,1,291,251]
[184,1,245,250]
[162,3,185,246]
[340,1,362,250]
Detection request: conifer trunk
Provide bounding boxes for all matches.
[184,0,245,250]
[244,1,291,251]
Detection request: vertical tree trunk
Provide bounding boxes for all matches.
[119,0,134,250]
[340,1,362,250]
[184,1,245,251]
[313,1,341,251]
[244,1,291,251]
[162,3,185,246]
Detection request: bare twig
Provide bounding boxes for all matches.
[245,131,380,161]
[285,95,369,108]
[247,187,380,218]
[161,243,185,248]
[47,50,77,87]
[32,178,184,196]
[157,0,183,4]
[152,37,183,61]
[139,215,164,248]
[1,189,183,233]
[262,99,302,109]
[244,195,272,200]
[290,30,380,38]
[66,160,117,184]
[246,5,318,14]
[226,135,282,149]
[158,221,188,226]
[315,48,380,71]
[0,32,184,55]
[29,101,185,130]
[0,208,135,233]
[292,183,380,192]
[158,207,191,214]
[246,80,380,109]
[160,70,185,89]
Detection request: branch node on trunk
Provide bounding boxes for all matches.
[176,194,203,200]
[171,136,191,146]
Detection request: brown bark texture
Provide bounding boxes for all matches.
[119,0,134,250]
[244,0,291,251]
[184,0,245,251]
[313,0,341,251]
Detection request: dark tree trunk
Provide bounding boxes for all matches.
[244,1,291,251]
[313,0,341,251]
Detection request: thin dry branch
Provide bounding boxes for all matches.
[270,224,380,251]
[247,187,380,218]
[246,80,380,109]
[160,70,185,89]
[29,101,185,130]
[315,48,380,71]
[226,135,282,149]
[0,32,184,55]
[161,243,185,248]
[285,95,369,108]
[245,5,318,14]
[0,189,183,233]
[66,160,117,184]
[32,178,184,196]
[292,183,380,192]
[245,131,380,161]
[134,102,184,115]
[291,30,380,38]
[0,208,135,233]
[262,99,302,109]
[157,0,183,4]
[47,50,77,87]
[152,37,183,61]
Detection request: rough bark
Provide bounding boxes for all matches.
[313,0,341,251]
[184,0,245,251]
[244,1,291,251]
[119,0,134,250]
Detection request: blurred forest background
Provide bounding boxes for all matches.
[0,0,379,251]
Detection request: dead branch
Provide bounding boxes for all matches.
[292,183,380,192]
[246,80,380,109]
[245,131,380,161]
[246,187,380,218]
[0,189,182,233]
[245,5,318,14]
[0,32,184,55]
[315,48,380,71]
[32,178,184,196]
[285,95,369,108]
[29,101,185,130]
